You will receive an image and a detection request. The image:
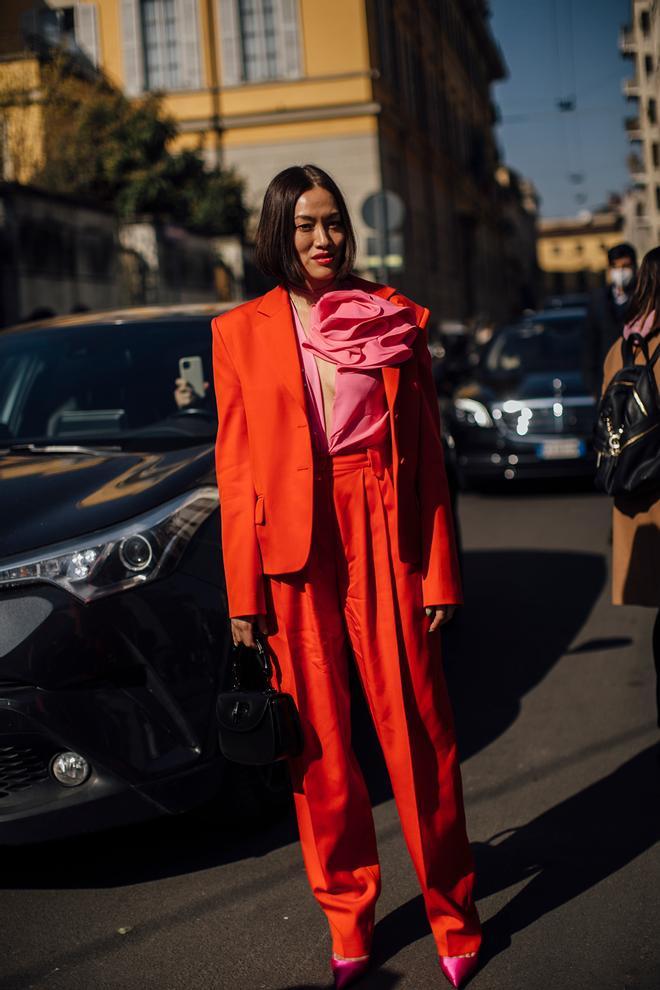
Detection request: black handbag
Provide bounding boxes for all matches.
[216,637,303,765]
[594,331,660,496]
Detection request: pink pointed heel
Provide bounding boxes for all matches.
[331,954,370,989]
[439,952,480,988]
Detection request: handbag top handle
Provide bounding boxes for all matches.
[230,635,273,692]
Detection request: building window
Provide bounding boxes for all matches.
[50,5,100,66]
[655,185,660,210]
[653,142,660,168]
[120,0,201,96]
[649,98,657,125]
[645,54,654,76]
[58,7,76,33]
[641,10,651,35]
[141,0,180,89]
[219,0,301,85]
[238,0,278,81]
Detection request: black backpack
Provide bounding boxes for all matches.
[594,331,660,496]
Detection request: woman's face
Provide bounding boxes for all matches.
[293,186,346,289]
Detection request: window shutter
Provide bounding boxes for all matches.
[276,0,301,79]
[74,4,99,66]
[174,0,202,89]
[120,0,145,95]
[218,0,242,85]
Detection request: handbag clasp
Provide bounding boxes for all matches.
[231,700,250,724]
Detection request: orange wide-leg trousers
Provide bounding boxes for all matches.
[264,447,481,959]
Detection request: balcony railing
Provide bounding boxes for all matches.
[625,115,642,139]
[627,153,646,183]
[623,76,640,99]
[620,26,636,55]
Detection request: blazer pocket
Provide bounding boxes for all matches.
[254,494,265,525]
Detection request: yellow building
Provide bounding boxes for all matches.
[3,0,513,322]
[537,210,624,298]
[0,54,45,183]
[39,0,389,262]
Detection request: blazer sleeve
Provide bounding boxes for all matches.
[211,316,266,618]
[413,310,463,607]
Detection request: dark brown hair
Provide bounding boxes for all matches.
[626,245,660,326]
[254,165,357,287]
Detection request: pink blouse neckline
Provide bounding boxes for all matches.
[289,289,417,455]
[290,300,328,452]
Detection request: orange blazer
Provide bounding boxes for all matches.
[211,276,462,617]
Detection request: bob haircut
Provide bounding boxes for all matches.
[254,165,357,287]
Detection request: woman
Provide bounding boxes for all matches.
[212,165,481,988]
[602,246,660,728]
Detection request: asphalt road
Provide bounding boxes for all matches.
[1,483,658,990]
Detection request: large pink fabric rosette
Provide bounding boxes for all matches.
[302,289,418,368]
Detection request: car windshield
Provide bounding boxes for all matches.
[484,314,586,376]
[0,319,217,446]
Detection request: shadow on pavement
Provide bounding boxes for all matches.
[444,549,607,762]
[476,742,660,961]
[281,973,402,990]
[465,476,600,498]
[566,636,633,654]
[369,744,659,970]
[354,548,608,808]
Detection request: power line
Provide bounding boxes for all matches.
[500,104,626,123]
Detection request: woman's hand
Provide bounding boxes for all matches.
[231,614,269,648]
[425,605,457,632]
[173,377,209,409]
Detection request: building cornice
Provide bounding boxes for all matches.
[178,101,381,132]
[219,69,379,92]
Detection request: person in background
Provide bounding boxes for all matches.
[173,377,209,410]
[584,242,637,395]
[601,246,660,734]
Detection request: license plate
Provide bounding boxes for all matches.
[537,439,585,460]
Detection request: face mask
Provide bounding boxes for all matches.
[610,267,634,289]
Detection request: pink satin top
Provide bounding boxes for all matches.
[290,289,418,455]
[624,309,657,339]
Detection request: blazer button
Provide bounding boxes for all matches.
[399,456,406,465]
[394,412,399,420]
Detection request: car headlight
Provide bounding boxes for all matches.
[0,487,218,603]
[454,398,494,428]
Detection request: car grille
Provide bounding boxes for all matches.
[499,402,595,437]
[0,742,51,798]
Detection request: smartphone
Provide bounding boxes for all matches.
[179,355,205,398]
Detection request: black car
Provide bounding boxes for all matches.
[449,308,597,485]
[0,304,288,845]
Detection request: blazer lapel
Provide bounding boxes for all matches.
[370,282,402,412]
[256,285,306,412]
[381,364,401,412]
